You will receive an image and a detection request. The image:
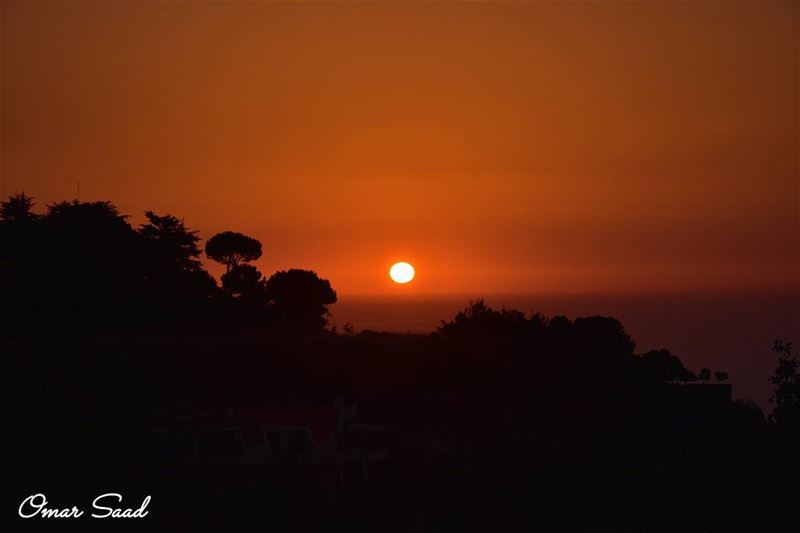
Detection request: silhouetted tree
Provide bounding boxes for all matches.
[41,200,141,323]
[436,300,540,372]
[0,192,41,265]
[2,199,144,333]
[205,231,262,273]
[138,211,218,311]
[769,340,800,433]
[0,193,44,334]
[265,269,337,332]
[0,192,37,222]
[638,349,688,384]
[221,264,266,300]
[438,299,529,339]
[571,315,636,367]
[699,368,711,384]
[139,211,203,272]
[714,371,728,383]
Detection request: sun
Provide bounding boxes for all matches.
[389,262,415,284]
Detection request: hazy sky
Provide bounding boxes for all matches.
[2,1,798,295]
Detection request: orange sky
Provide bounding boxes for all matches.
[2,1,798,296]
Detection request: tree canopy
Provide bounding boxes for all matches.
[205,231,262,272]
[0,194,343,335]
[265,269,337,332]
[139,211,203,272]
[769,340,800,434]
[0,192,37,222]
[222,264,266,300]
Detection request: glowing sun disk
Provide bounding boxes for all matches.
[389,262,415,284]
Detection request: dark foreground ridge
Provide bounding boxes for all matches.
[2,195,799,532]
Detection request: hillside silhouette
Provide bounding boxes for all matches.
[2,194,799,532]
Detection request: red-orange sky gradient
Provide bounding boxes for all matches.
[2,1,798,296]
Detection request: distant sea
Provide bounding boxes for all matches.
[331,291,800,409]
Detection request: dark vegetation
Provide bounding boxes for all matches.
[0,193,337,336]
[2,193,799,532]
